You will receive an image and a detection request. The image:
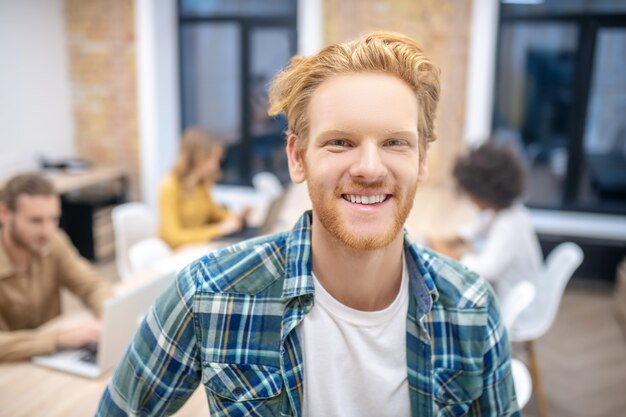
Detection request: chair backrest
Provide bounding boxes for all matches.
[500,280,536,332]
[111,202,159,281]
[540,241,584,325]
[128,237,173,275]
[511,358,532,409]
[511,242,583,341]
[252,171,283,200]
[276,182,311,229]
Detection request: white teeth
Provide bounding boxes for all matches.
[344,194,386,205]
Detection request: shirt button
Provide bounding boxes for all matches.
[232,387,244,397]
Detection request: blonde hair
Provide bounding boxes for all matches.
[268,31,441,157]
[173,127,223,191]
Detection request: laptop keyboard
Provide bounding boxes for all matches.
[79,343,98,364]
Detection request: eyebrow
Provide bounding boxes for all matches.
[317,129,418,138]
[383,129,418,138]
[317,129,352,138]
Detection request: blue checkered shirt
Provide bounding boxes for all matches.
[97,211,519,416]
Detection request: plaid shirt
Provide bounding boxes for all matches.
[97,212,519,416]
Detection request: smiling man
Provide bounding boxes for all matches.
[98,32,519,416]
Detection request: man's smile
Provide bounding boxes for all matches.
[341,194,389,205]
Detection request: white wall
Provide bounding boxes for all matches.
[0,0,74,179]
[463,0,500,148]
[298,0,323,56]
[135,0,180,209]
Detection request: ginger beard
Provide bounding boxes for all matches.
[305,164,418,251]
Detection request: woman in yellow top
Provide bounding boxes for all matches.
[159,128,244,248]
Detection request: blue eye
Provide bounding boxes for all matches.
[384,139,406,147]
[327,139,351,147]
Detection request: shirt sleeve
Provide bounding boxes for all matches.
[55,231,113,318]
[461,212,516,283]
[0,327,57,361]
[96,267,201,416]
[159,179,230,248]
[472,290,520,416]
[458,218,482,242]
[206,188,233,224]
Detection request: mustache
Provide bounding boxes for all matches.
[334,181,394,196]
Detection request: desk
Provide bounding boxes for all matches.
[0,361,207,417]
[0,245,218,417]
[41,166,127,196]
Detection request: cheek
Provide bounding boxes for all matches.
[11,221,30,238]
[385,157,421,182]
[308,153,352,177]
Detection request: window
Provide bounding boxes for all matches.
[494,1,626,214]
[178,1,297,184]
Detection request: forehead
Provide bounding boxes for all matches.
[14,194,60,215]
[307,72,419,138]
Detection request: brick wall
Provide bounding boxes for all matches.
[64,0,139,199]
[324,0,472,184]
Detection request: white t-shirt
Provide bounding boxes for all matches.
[460,203,544,300]
[298,260,411,417]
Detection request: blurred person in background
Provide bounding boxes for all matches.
[429,143,543,300]
[0,173,112,361]
[158,127,245,248]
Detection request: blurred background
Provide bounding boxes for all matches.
[1,1,625,416]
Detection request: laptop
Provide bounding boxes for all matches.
[151,194,289,276]
[32,272,175,378]
[220,192,287,242]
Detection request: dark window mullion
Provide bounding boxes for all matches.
[240,21,252,182]
[563,19,596,205]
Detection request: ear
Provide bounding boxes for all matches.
[0,202,10,225]
[286,134,306,184]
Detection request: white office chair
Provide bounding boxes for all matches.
[111,202,159,281]
[511,358,532,409]
[501,280,536,332]
[128,237,173,274]
[499,281,535,410]
[510,242,584,417]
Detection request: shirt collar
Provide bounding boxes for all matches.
[282,211,316,299]
[403,231,439,314]
[281,211,438,315]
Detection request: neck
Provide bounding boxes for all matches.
[0,228,31,270]
[310,220,405,311]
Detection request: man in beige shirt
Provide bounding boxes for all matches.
[0,173,112,361]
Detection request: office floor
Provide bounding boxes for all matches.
[516,280,626,417]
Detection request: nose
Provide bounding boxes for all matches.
[349,141,388,181]
[42,219,57,237]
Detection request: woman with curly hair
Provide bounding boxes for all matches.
[429,142,543,300]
